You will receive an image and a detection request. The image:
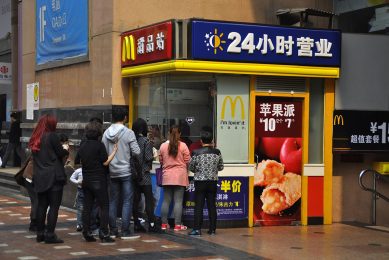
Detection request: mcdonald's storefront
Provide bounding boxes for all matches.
[121,19,341,227]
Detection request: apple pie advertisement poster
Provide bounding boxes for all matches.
[254,97,302,226]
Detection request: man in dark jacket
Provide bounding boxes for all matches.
[188,129,224,236]
[1,112,24,168]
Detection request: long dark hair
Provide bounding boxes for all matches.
[28,114,58,152]
[168,125,180,157]
[132,118,148,138]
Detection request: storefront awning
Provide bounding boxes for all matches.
[121,60,340,78]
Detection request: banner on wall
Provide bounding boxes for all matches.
[253,97,303,226]
[36,0,88,65]
[216,77,249,163]
[182,177,249,220]
[191,19,341,67]
[333,110,389,152]
[26,83,39,120]
[0,62,12,82]
[121,21,173,67]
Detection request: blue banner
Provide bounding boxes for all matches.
[191,20,341,67]
[36,0,88,65]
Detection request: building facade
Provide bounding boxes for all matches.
[17,0,389,227]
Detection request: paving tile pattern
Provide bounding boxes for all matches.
[0,191,260,260]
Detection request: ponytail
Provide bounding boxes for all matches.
[168,125,180,157]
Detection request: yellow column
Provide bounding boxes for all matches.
[324,79,335,224]
[248,75,256,227]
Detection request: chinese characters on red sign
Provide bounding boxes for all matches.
[121,21,173,67]
[256,98,302,138]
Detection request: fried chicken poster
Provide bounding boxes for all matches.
[254,97,302,226]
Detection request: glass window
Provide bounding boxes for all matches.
[308,78,324,163]
[133,74,216,152]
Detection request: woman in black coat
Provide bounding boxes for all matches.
[28,114,69,244]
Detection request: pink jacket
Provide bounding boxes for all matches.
[159,141,191,187]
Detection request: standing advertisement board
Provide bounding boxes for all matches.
[36,0,88,66]
[182,177,249,221]
[253,97,303,225]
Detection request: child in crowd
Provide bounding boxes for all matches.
[70,168,84,231]
[188,128,224,236]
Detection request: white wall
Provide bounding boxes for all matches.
[336,33,389,111]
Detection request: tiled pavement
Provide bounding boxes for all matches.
[1,184,389,259]
[0,187,260,260]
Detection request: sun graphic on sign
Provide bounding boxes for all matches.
[204,28,226,54]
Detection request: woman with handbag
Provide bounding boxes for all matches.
[28,114,69,244]
[159,125,191,231]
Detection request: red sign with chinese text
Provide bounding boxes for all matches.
[255,97,302,138]
[121,21,173,67]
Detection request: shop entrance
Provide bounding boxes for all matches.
[133,75,216,150]
[253,96,304,226]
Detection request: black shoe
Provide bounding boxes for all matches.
[83,232,96,242]
[109,229,119,238]
[76,225,83,232]
[36,233,45,242]
[100,236,115,243]
[188,229,201,236]
[29,225,37,232]
[148,223,162,233]
[134,223,147,233]
[44,234,64,244]
[207,229,216,235]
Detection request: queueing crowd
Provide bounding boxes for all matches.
[17,108,224,244]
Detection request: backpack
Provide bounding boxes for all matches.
[131,137,146,183]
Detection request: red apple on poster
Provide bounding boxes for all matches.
[259,137,286,160]
[280,138,302,174]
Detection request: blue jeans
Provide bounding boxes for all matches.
[109,176,134,233]
[75,188,84,227]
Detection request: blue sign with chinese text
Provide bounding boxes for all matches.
[182,177,249,220]
[191,20,341,67]
[36,0,88,65]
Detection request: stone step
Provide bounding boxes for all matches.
[0,171,20,191]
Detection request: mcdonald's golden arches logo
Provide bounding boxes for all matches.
[333,114,344,125]
[122,35,136,62]
[221,96,245,120]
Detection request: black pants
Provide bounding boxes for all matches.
[1,142,24,167]
[24,180,38,227]
[194,181,217,231]
[133,184,155,224]
[82,180,109,235]
[36,187,63,235]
